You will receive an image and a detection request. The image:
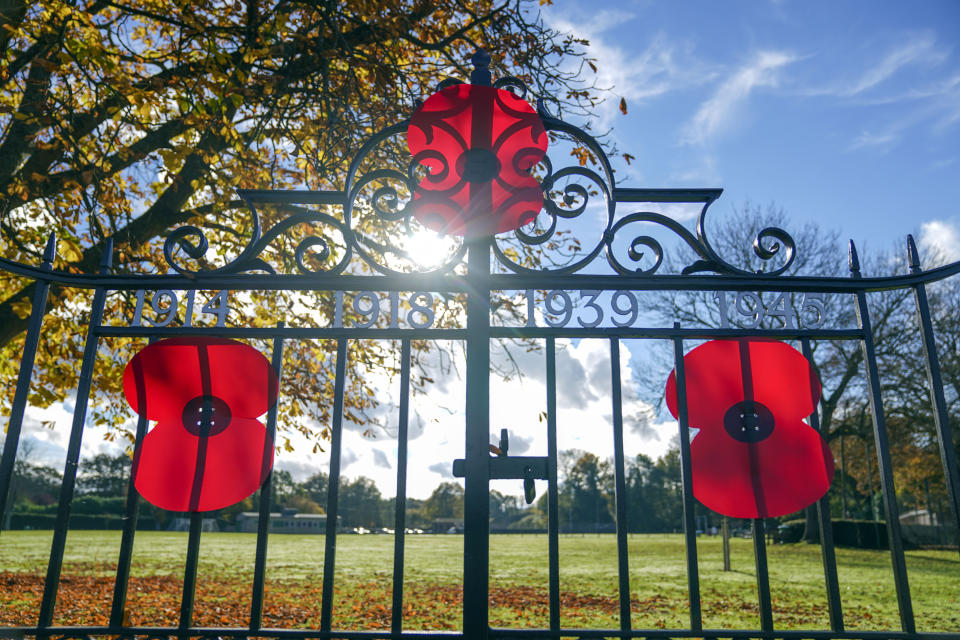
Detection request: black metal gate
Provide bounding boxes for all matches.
[2,52,960,640]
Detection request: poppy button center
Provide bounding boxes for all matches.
[458,148,500,182]
[723,400,775,443]
[182,395,231,436]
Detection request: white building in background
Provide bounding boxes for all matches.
[235,508,329,533]
[167,517,219,532]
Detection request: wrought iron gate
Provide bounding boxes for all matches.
[2,51,960,640]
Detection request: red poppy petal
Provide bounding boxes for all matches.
[665,339,821,428]
[746,340,821,419]
[204,341,278,417]
[123,338,278,420]
[411,180,544,236]
[132,417,273,512]
[690,420,834,519]
[666,340,744,426]
[407,84,547,238]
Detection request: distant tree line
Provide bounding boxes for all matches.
[3,447,700,533]
[11,432,946,536]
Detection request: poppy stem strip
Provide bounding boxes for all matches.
[800,337,845,632]
[38,243,110,629]
[671,327,703,633]
[546,337,561,632]
[391,338,412,635]
[320,338,349,632]
[609,337,632,633]
[250,327,287,631]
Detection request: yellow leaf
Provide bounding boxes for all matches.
[11,298,31,319]
[61,239,84,262]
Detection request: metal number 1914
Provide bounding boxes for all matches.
[132,289,230,327]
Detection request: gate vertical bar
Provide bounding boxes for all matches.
[110,335,158,628]
[250,326,286,630]
[37,240,112,630]
[546,337,560,632]
[463,54,493,640]
[671,326,702,633]
[907,235,960,553]
[391,338,412,635]
[849,240,915,633]
[179,511,204,632]
[463,231,491,639]
[752,518,774,633]
[609,337,631,633]
[739,340,773,633]
[0,232,55,531]
[320,338,349,632]
[801,338,844,631]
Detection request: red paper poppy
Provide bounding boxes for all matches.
[665,339,834,519]
[406,83,548,237]
[123,337,278,512]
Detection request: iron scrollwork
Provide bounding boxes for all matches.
[158,52,799,279]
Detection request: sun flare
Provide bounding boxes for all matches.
[404,230,458,268]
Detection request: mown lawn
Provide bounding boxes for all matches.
[1,530,958,633]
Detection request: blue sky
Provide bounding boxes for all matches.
[543,0,960,262]
[11,2,960,502]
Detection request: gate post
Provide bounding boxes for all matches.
[463,232,491,639]
[462,49,494,640]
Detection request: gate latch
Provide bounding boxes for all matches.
[452,428,547,505]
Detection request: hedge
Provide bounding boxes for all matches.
[9,513,156,530]
[778,518,889,549]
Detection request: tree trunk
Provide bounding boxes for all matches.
[801,504,820,543]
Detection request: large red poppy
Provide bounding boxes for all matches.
[406,83,548,237]
[123,337,278,512]
[665,339,833,519]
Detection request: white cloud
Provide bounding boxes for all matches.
[543,10,712,129]
[266,336,668,500]
[804,35,958,152]
[682,50,797,145]
[10,336,668,504]
[918,219,960,263]
[848,130,899,152]
[820,33,949,98]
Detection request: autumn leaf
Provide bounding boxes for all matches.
[0,0,602,450]
[619,97,628,115]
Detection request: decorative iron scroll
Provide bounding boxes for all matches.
[158,52,799,279]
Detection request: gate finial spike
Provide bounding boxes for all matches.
[906,234,921,273]
[99,237,114,272]
[848,239,860,275]
[470,49,492,86]
[42,231,57,266]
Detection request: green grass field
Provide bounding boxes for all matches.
[1,531,958,633]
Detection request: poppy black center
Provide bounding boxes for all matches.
[723,400,774,443]
[182,395,231,436]
[459,148,500,183]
